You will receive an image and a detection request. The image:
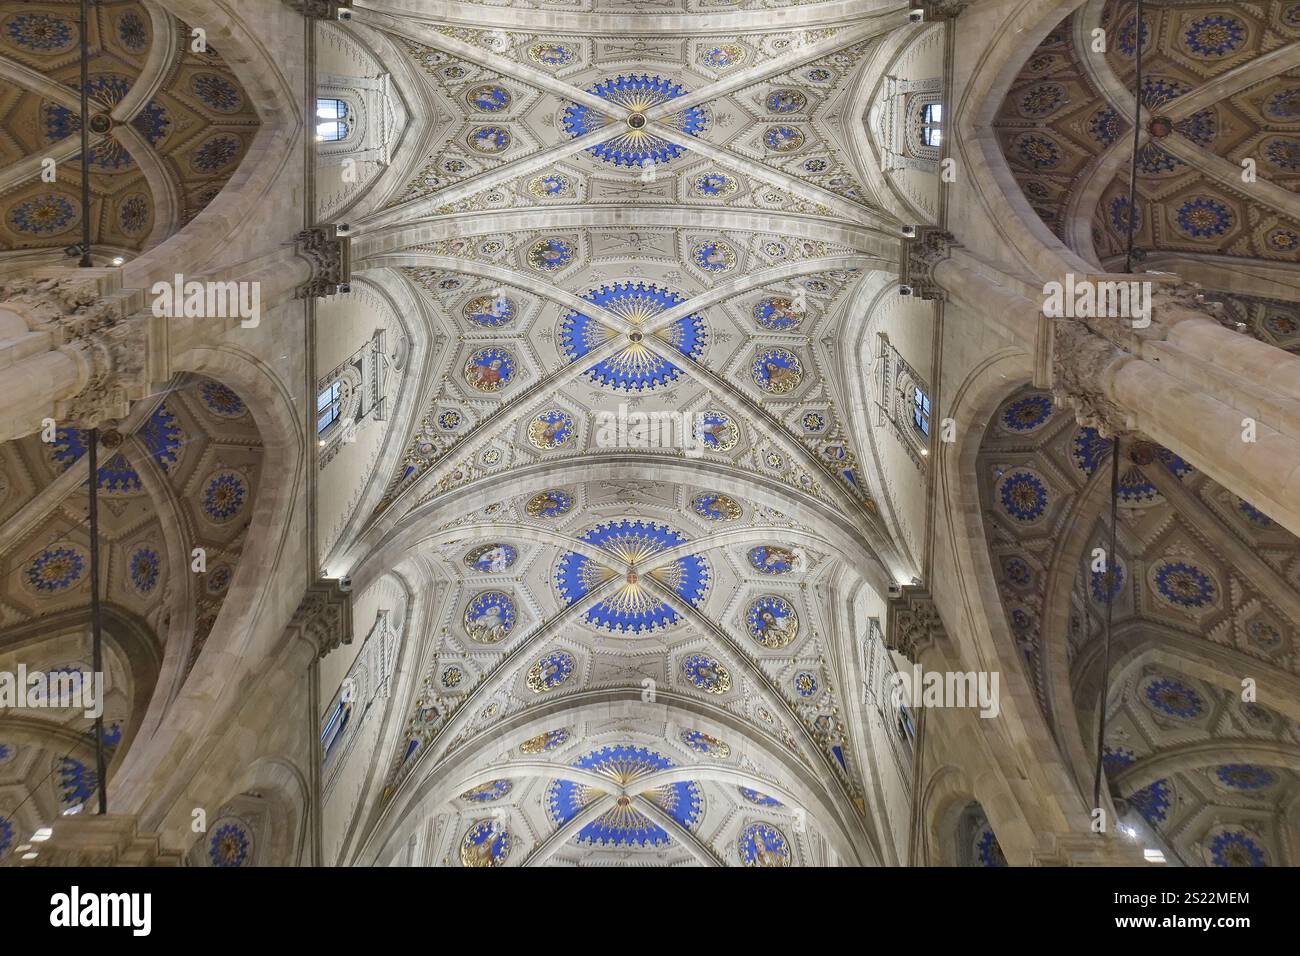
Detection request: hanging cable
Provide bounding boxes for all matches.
[87,427,108,815]
[77,0,93,268]
[1091,435,1122,813]
[1123,0,1145,274]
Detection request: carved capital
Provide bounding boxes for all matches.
[0,276,147,429]
[283,0,352,18]
[885,585,946,663]
[294,224,352,299]
[920,0,970,20]
[900,228,957,301]
[1050,320,1135,437]
[289,579,354,659]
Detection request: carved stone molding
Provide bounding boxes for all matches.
[288,578,354,659]
[294,224,352,299]
[900,228,957,301]
[920,0,970,20]
[1050,320,1134,437]
[885,585,946,663]
[283,0,352,18]
[16,815,181,867]
[0,276,147,430]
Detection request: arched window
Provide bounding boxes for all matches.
[921,103,942,147]
[317,381,343,434]
[912,385,932,436]
[316,98,350,143]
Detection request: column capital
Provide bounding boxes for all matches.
[1050,319,1137,438]
[283,0,352,18]
[885,585,946,663]
[288,578,354,660]
[920,0,970,20]
[0,276,148,430]
[900,228,958,301]
[293,224,352,299]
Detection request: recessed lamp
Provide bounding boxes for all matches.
[31,827,52,842]
[21,852,38,860]
[111,256,125,266]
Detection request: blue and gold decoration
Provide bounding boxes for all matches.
[1207,829,1267,867]
[464,590,516,644]
[746,595,799,649]
[740,787,782,808]
[460,820,511,866]
[694,410,739,451]
[1001,394,1052,431]
[795,672,818,697]
[191,73,244,113]
[560,282,707,392]
[748,545,798,575]
[528,42,577,66]
[527,236,575,271]
[526,489,574,517]
[544,745,702,848]
[1175,196,1234,239]
[753,296,803,331]
[561,74,707,167]
[1152,559,1217,610]
[1128,779,1171,825]
[464,346,517,392]
[682,653,731,694]
[463,293,515,327]
[699,44,746,69]
[691,492,742,521]
[691,171,737,197]
[527,651,575,692]
[752,347,803,394]
[739,822,790,866]
[1182,15,1246,58]
[465,543,517,573]
[129,547,160,594]
[554,520,710,634]
[520,728,570,754]
[1143,676,1204,719]
[461,779,513,802]
[680,729,730,758]
[468,125,510,153]
[5,13,77,53]
[7,194,77,236]
[998,470,1048,521]
[527,409,576,450]
[202,470,249,522]
[763,125,804,152]
[200,382,246,419]
[467,84,511,112]
[208,819,252,867]
[691,239,737,273]
[766,89,807,113]
[26,546,86,593]
[1214,765,1276,791]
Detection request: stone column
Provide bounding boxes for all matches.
[0,277,149,442]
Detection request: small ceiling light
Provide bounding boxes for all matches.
[920,448,929,456]
[21,852,38,860]
[111,256,125,266]
[31,827,52,842]
[1144,848,1166,863]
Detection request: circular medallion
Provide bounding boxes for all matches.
[527,236,575,271]
[763,125,804,152]
[464,346,516,392]
[998,470,1049,522]
[526,489,574,517]
[467,84,511,112]
[739,822,791,867]
[691,492,742,521]
[460,820,511,867]
[1214,764,1276,791]
[528,42,577,66]
[692,171,737,197]
[464,590,516,643]
[1152,559,1217,610]
[129,547,160,593]
[766,89,807,113]
[748,545,798,574]
[1001,394,1053,431]
[699,44,746,69]
[1182,15,1246,58]
[520,728,570,754]
[1175,196,1234,238]
[694,410,739,451]
[26,546,86,593]
[529,173,573,199]
[202,470,249,522]
[460,779,513,802]
[208,818,252,867]
[681,653,731,694]
[753,296,803,331]
[680,729,731,758]
[463,293,515,327]
[468,125,510,154]
[752,347,803,394]
[691,239,737,273]
[527,651,575,692]
[1143,675,1205,719]
[794,672,818,697]
[527,409,576,449]
[465,543,517,573]
[746,595,799,648]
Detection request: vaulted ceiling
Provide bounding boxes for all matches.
[994,0,1300,268]
[0,0,261,257]
[336,1,924,865]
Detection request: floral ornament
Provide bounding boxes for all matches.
[201,381,246,418]
[1264,137,1300,170]
[1175,196,1234,238]
[26,547,86,592]
[129,548,160,593]
[680,729,731,758]
[1001,394,1053,431]
[794,672,818,697]
[7,194,77,235]
[116,11,147,51]
[5,13,77,52]
[692,239,737,272]
[1265,228,1299,253]
[562,74,707,167]
[1090,557,1125,603]
[1152,560,1217,609]
[464,591,517,644]
[1127,779,1171,824]
[527,236,575,271]
[746,595,799,649]
[118,194,150,235]
[1143,676,1204,719]
[1207,829,1267,867]
[441,666,462,688]
[741,787,783,807]
[998,471,1048,521]
[1246,618,1283,651]
[699,44,746,69]
[751,347,803,394]
[528,173,572,199]
[460,820,511,867]
[520,728,570,754]
[739,822,791,867]
[1003,557,1032,587]
[1088,107,1122,145]
[1182,15,1246,58]
[192,134,243,173]
[753,296,803,331]
[691,492,742,521]
[1214,764,1277,791]
[527,409,575,449]
[528,42,577,66]
[692,172,737,197]
[766,89,807,113]
[463,293,516,327]
[1015,133,1060,169]
[202,471,248,522]
[465,543,517,573]
[1018,82,1066,118]
[190,73,244,113]
[526,652,575,692]
[526,489,574,518]
[681,653,731,694]
[467,85,510,112]
[208,820,252,867]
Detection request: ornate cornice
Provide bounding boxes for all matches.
[920,0,970,20]
[283,0,352,18]
[885,585,946,663]
[900,228,957,301]
[288,579,354,659]
[294,225,352,299]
